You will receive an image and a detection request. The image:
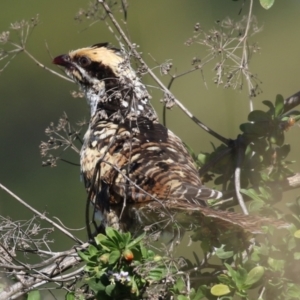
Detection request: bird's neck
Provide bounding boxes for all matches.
[84,67,158,123]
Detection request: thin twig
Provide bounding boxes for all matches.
[9,41,73,82]
[0,183,83,244]
[0,243,89,300]
[234,136,248,215]
[98,0,229,145]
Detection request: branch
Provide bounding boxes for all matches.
[0,183,83,244]
[98,0,230,146]
[8,42,73,82]
[234,136,248,215]
[0,243,89,300]
[218,173,300,209]
[283,90,300,113]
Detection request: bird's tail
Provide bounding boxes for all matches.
[172,202,290,234]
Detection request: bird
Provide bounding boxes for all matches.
[53,43,289,236]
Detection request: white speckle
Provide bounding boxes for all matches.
[146,139,149,142]
[137,105,144,111]
[147,146,160,151]
[121,101,128,107]
[99,133,107,139]
[91,140,98,147]
[93,129,105,135]
[167,147,177,153]
[131,153,141,161]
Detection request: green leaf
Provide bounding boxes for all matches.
[224,264,247,291]
[131,277,139,295]
[87,278,106,293]
[197,153,209,165]
[122,232,132,246]
[27,291,41,300]
[140,244,148,259]
[249,199,265,212]
[105,227,124,245]
[248,110,270,122]
[224,263,237,281]
[262,100,275,111]
[105,284,116,296]
[244,266,264,287]
[251,250,260,262]
[275,94,284,117]
[65,292,75,300]
[174,277,185,293]
[147,267,166,281]
[78,250,91,263]
[95,234,110,250]
[191,287,205,300]
[293,229,300,238]
[108,250,121,264]
[260,0,275,9]
[177,296,189,300]
[210,284,231,296]
[218,274,232,286]
[268,257,285,271]
[215,247,234,259]
[269,130,284,146]
[239,122,266,136]
[99,239,118,250]
[126,232,145,248]
[88,244,99,256]
[287,284,300,298]
[240,188,262,202]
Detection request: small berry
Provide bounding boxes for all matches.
[123,249,134,262]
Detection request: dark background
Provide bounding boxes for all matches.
[0,0,299,271]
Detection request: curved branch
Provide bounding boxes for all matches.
[98,0,229,146]
[234,136,248,215]
[283,90,300,113]
[0,183,83,244]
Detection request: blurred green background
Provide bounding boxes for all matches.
[0,0,300,273]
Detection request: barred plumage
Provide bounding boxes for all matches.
[53,43,288,234]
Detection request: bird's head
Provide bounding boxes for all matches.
[53,43,154,120]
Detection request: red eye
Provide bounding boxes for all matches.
[78,56,91,67]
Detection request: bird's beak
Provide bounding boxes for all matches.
[53,54,71,68]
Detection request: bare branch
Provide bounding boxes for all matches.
[0,243,89,300]
[283,90,300,113]
[0,183,83,244]
[98,0,229,146]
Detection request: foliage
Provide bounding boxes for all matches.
[66,216,300,300]
[70,227,187,299]
[195,94,300,214]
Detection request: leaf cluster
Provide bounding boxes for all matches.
[194,95,300,213]
[72,227,184,299]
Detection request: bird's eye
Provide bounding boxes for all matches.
[78,56,91,67]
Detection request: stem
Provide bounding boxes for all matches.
[234,136,248,215]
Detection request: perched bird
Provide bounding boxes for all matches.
[53,43,288,235]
